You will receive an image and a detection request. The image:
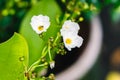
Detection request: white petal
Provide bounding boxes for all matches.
[50,61,55,69]
[62,20,80,31]
[60,20,80,36]
[75,36,83,48]
[67,47,72,51]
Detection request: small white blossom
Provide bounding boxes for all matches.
[60,20,80,36]
[60,20,83,51]
[30,14,50,34]
[50,61,55,69]
[62,33,83,51]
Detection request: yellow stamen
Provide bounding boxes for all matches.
[38,26,44,31]
[65,38,72,44]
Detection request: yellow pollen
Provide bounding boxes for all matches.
[38,26,44,31]
[65,26,69,29]
[65,38,72,44]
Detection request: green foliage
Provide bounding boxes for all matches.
[19,0,61,66]
[0,33,28,80]
[105,0,119,4]
[112,6,120,22]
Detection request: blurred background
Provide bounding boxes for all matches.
[0,0,120,80]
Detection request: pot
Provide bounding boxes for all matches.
[56,16,103,80]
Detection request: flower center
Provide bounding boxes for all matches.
[65,38,72,44]
[38,26,44,31]
[65,26,69,29]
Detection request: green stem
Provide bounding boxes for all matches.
[69,1,81,20]
[29,62,48,72]
[61,12,70,25]
[41,49,48,58]
[34,62,48,68]
[27,45,49,72]
[53,33,61,45]
[27,59,40,72]
[48,42,52,61]
[41,46,47,57]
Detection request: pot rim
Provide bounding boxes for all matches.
[56,15,103,80]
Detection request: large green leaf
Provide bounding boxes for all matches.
[19,0,61,66]
[0,33,28,80]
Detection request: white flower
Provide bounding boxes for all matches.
[60,20,80,36]
[30,15,50,34]
[50,61,55,69]
[62,33,83,51]
[60,20,83,51]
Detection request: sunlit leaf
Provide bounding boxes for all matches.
[0,33,28,80]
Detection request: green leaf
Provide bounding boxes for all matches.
[0,33,28,80]
[19,0,61,66]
